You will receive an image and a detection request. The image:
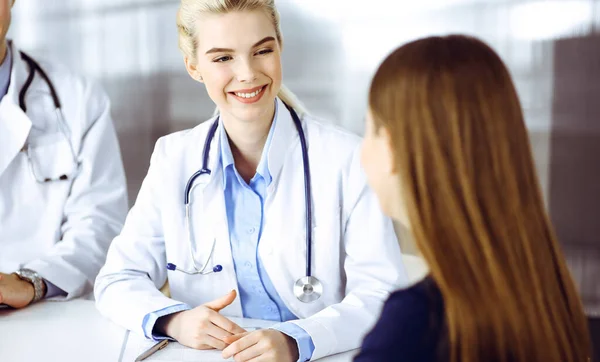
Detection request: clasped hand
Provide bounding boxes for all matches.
[158,290,299,362]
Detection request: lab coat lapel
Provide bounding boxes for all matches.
[0,43,33,179]
[260,100,313,316]
[187,117,228,253]
[267,98,298,191]
[199,117,227,236]
[0,98,31,179]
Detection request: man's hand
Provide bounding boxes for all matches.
[156,290,247,350]
[0,273,35,309]
[222,329,299,362]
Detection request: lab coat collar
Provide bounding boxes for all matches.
[204,115,223,184]
[0,41,33,179]
[255,99,277,186]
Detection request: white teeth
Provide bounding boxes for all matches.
[235,87,263,98]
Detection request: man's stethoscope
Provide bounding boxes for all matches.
[18,49,80,183]
[166,103,323,303]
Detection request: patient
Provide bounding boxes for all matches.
[355,35,591,362]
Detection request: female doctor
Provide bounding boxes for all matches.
[94,0,406,361]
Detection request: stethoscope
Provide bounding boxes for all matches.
[18,48,80,183]
[166,103,323,303]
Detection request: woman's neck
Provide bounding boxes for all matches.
[221,103,275,183]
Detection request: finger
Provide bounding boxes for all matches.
[202,321,235,340]
[223,332,249,345]
[222,332,260,359]
[203,290,237,311]
[209,311,246,334]
[197,334,228,350]
[244,356,268,362]
[230,343,264,362]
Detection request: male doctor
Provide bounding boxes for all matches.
[0,0,128,308]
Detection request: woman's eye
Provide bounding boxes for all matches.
[256,49,273,56]
[213,56,232,63]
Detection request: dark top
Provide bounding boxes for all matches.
[354,276,448,362]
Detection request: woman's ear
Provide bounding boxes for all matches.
[184,57,204,83]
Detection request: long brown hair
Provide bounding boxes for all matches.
[369,35,590,362]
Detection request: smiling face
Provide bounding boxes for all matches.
[185,9,282,124]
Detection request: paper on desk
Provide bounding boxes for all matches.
[120,317,276,362]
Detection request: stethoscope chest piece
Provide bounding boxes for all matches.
[294,276,322,303]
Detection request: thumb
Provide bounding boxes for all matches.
[203,290,237,311]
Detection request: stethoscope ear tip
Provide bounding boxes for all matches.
[166,263,177,271]
[213,265,223,273]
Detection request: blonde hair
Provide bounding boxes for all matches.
[176,0,307,116]
[369,35,591,362]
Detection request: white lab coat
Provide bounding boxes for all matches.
[0,41,128,298]
[95,98,406,359]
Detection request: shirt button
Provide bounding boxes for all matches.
[247,227,256,234]
[245,261,252,269]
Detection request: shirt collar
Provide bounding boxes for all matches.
[220,99,278,186]
[0,42,13,100]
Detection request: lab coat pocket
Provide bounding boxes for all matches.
[26,138,78,182]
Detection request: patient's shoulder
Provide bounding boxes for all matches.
[355,276,447,362]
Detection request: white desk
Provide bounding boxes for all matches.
[0,300,126,362]
[0,300,357,362]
